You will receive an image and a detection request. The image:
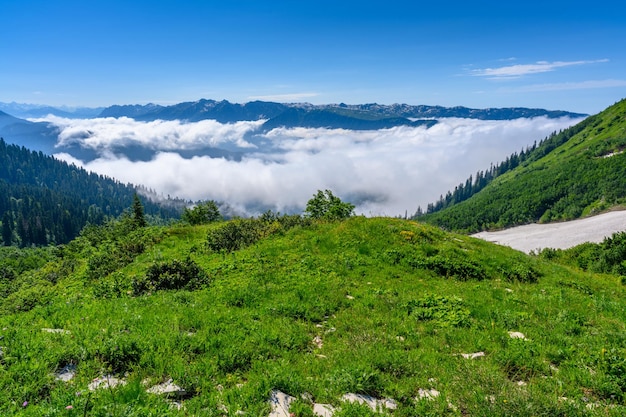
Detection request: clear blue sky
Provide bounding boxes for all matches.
[1,0,625,114]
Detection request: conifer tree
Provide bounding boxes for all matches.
[132,193,147,228]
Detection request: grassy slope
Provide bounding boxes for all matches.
[1,217,625,416]
[421,99,626,232]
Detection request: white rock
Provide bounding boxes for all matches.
[341,393,397,411]
[341,393,378,411]
[147,379,186,397]
[313,403,335,417]
[41,328,71,335]
[55,364,77,382]
[383,398,398,410]
[88,375,127,391]
[460,352,485,359]
[508,331,527,340]
[312,336,323,349]
[416,388,440,401]
[268,390,295,417]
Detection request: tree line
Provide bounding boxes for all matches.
[0,138,183,247]
[414,114,596,217]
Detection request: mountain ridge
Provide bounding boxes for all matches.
[98,99,587,129]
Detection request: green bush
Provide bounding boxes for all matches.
[206,219,265,252]
[132,258,209,295]
[1,282,53,313]
[500,262,540,283]
[0,265,16,298]
[409,253,485,281]
[97,336,142,373]
[181,200,222,225]
[206,214,311,253]
[406,293,471,328]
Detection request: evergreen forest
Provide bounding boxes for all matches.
[0,138,183,247]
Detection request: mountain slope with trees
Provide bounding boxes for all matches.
[417,98,626,232]
[0,138,183,247]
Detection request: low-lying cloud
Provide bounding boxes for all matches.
[44,115,583,216]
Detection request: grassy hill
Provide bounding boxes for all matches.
[419,99,626,232]
[1,215,625,416]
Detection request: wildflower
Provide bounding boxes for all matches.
[66,405,74,410]
[22,401,28,407]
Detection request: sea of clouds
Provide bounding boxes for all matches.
[33,115,584,216]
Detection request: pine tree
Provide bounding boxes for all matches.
[1,211,12,246]
[132,193,147,228]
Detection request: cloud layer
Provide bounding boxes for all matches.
[45,115,584,216]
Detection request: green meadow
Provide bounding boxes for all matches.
[1,213,625,416]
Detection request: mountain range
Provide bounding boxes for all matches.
[0,99,586,158]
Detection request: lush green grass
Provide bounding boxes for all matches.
[1,216,625,416]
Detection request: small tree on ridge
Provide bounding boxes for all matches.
[305,189,355,220]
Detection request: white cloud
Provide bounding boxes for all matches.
[471,59,609,79]
[49,116,584,216]
[498,79,626,92]
[31,115,264,150]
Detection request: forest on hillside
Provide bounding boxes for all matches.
[0,138,183,247]
[417,99,626,232]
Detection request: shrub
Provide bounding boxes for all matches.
[206,219,264,252]
[0,265,16,298]
[500,262,540,283]
[97,336,142,373]
[1,282,53,313]
[181,200,222,225]
[409,253,485,281]
[206,214,311,253]
[406,293,471,328]
[132,258,209,295]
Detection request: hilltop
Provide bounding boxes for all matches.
[1,213,625,416]
[419,98,626,232]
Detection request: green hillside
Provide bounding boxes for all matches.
[419,99,626,232]
[1,215,625,416]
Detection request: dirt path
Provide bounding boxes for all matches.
[471,210,626,253]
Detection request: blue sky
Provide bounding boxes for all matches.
[1,0,625,114]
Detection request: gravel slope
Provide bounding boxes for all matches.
[471,210,626,253]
